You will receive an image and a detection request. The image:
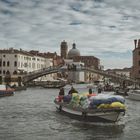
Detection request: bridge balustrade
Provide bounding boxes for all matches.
[22,65,139,85]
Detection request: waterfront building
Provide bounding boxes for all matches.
[67,43,80,59]
[63,59,85,83]
[0,48,54,84]
[131,39,140,80]
[106,68,131,79]
[60,40,68,59]
[60,41,102,82]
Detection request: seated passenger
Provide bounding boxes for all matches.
[59,87,65,96]
[89,88,92,94]
[98,87,102,93]
[58,87,65,102]
[68,86,78,95]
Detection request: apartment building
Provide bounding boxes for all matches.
[0,48,54,83]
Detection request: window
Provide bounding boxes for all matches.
[0,70,1,74]
[18,62,20,67]
[15,55,17,58]
[29,63,31,68]
[3,70,5,74]
[0,61,1,67]
[3,55,5,57]
[13,71,17,75]
[21,62,23,68]
[6,71,10,75]
[7,61,10,66]
[14,61,17,67]
[3,61,5,66]
[139,61,140,66]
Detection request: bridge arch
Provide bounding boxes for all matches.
[22,65,138,85]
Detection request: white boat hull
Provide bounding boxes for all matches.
[55,102,125,123]
[128,91,140,101]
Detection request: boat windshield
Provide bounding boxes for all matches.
[0,85,6,90]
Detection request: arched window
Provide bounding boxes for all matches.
[14,61,17,67]
[6,70,10,75]
[7,61,10,67]
[3,61,5,66]
[13,71,17,75]
[3,70,5,74]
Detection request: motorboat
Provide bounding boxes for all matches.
[54,100,125,123]
[0,85,14,97]
[54,99,125,123]
[114,88,128,96]
[128,90,140,101]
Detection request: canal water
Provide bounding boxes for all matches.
[0,87,140,140]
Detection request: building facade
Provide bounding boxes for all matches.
[106,68,131,78]
[60,41,68,59]
[131,39,140,80]
[0,48,54,84]
[60,41,102,82]
[63,59,85,83]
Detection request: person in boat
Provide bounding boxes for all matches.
[89,88,92,94]
[68,86,78,95]
[59,87,65,96]
[58,87,65,102]
[87,88,93,98]
[98,85,102,93]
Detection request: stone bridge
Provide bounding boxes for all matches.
[22,65,138,85]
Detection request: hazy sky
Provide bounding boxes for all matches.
[0,0,140,69]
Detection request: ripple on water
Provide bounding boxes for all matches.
[0,88,139,140]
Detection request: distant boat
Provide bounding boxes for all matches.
[0,85,14,97]
[42,84,65,88]
[128,90,140,101]
[42,80,66,89]
[14,86,27,91]
[114,88,128,96]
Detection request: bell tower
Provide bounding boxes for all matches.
[60,40,68,59]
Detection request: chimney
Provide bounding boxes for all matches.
[138,39,140,48]
[134,39,137,49]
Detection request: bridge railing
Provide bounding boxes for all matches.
[24,65,63,77]
[82,67,138,83]
[22,64,139,84]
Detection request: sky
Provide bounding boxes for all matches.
[0,0,140,69]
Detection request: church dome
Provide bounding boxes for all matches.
[68,43,80,59]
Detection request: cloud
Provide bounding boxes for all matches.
[0,0,139,69]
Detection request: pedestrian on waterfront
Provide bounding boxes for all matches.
[68,86,78,95]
